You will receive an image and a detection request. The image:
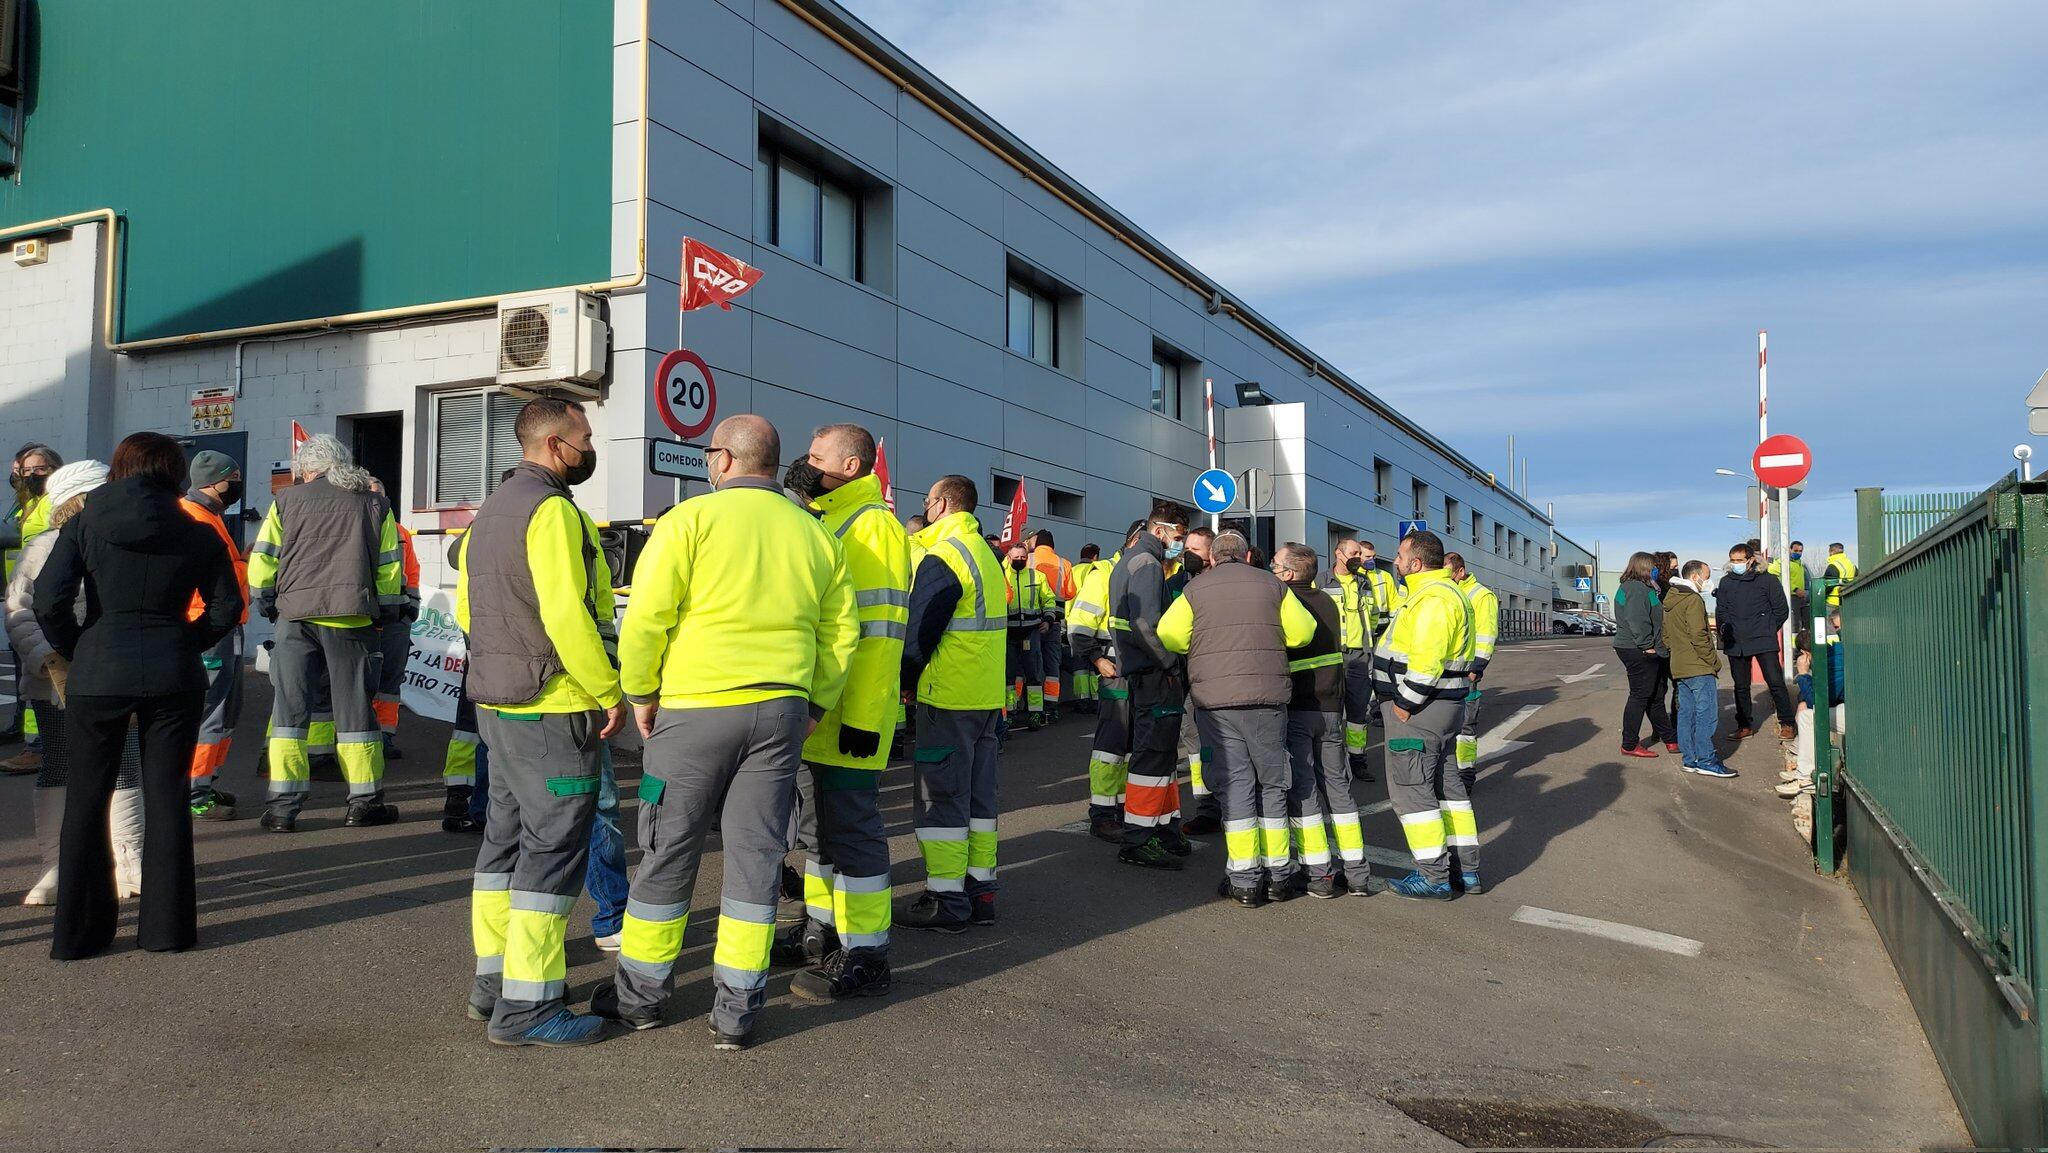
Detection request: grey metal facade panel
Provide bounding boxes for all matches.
[1084,245,1152,325]
[1001,349,1087,425]
[897,248,1003,346]
[896,189,1005,293]
[751,0,901,114]
[897,310,1004,398]
[893,122,1006,235]
[1084,337,1152,411]
[897,366,1001,445]
[1001,196,1089,288]
[752,31,899,177]
[648,46,756,168]
[648,128,753,238]
[749,310,894,407]
[651,0,753,91]
[1083,299,1155,375]
[744,250,899,359]
[1085,430,1152,490]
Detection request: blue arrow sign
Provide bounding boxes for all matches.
[1192,468,1237,514]
[1397,519,1430,539]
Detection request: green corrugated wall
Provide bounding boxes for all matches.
[0,0,613,341]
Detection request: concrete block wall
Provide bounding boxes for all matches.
[0,223,114,462]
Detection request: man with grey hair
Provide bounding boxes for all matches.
[1156,530,1317,906]
[248,433,405,831]
[1273,542,1378,898]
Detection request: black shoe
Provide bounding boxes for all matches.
[383,742,405,762]
[1218,877,1267,908]
[443,814,485,834]
[1267,873,1306,903]
[712,1029,752,1052]
[770,920,837,967]
[792,948,893,1003]
[588,979,661,1031]
[1350,754,1375,783]
[779,863,805,904]
[1181,813,1221,835]
[1025,712,1044,731]
[260,810,297,833]
[896,891,969,934]
[345,801,399,827]
[1307,876,1342,900]
[1088,815,1124,843]
[1349,873,1386,897]
[1117,837,1184,871]
[1157,828,1194,857]
[969,892,997,925]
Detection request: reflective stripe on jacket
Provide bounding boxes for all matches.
[802,473,910,770]
[1371,567,1475,710]
[910,510,1006,711]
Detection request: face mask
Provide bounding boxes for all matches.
[1727,562,1746,575]
[1164,540,1184,560]
[783,459,828,500]
[219,480,245,508]
[1180,552,1207,577]
[1010,557,1027,570]
[1790,550,1803,562]
[559,442,597,487]
[1345,557,1364,573]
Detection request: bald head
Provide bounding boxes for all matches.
[711,415,780,478]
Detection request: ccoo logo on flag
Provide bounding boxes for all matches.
[681,238,764,312]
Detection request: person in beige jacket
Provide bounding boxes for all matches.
[1664,560,1733,778]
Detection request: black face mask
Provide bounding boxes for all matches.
[219,480,245,508]
[1345,557,1364,573]
[559,443,597,487]
[15,474,45,499]
[1180,553,1208,577]
[1010,558,1028,570]
[783,459,828,501]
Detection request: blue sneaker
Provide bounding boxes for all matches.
[1685,763,1738,779]
[1387,872,1455,901]
[489,1007,613,1048]
[1459,871,1484,895]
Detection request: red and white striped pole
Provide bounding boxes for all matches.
[1203,376,1218,531]
[1757,330,1770,544]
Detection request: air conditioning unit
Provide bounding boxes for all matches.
[11,238,48,267]
[495,290,608,396]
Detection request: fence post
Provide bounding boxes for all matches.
[1856,487,1886,567]
[2017,487,2048,1118]
[1812,578,1838,873]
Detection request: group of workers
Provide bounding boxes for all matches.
[6,398,1504,1051]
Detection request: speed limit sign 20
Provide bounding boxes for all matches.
[654,349,717,440]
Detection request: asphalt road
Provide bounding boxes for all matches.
[0,637,1966,1150]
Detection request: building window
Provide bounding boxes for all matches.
[991,473,1020,508]
[1443,497,1462,540]
[1151,346,1188,420]
[1522,537,1533,566]
[1412,480,1431,522]
[1374,459,1392,507]
[1494,523,1506,555]
[430,390,526,507]
[1007,280,1056,365]
[755,120,893,290]
[1047,486,1085,522]
[1470,511,1483,545]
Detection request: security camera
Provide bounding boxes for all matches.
[2017,444,2034,463]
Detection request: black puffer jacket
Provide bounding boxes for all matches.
[34,475,242,697]
[1712,567,1789,658]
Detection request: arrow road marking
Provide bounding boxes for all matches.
[1558,664,1607,684]
[1201,479,1227,504]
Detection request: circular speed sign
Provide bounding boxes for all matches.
[654,349,717,440]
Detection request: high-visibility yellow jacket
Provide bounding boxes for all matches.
[455,495,621,713]
[1365,565,1402,624]
[618,478,859,713]
[1318,569,1377,650]
[1070,559,1100,597]
[1066,552,1116,657]
[1005,560,1052,628]
[1371,567,1475,711]
[1823,553,1856,607]
[801,473,910,771]
[1767,558,1808,596]
[5,494,49,579]
[903,511,1006,711]
[1456,573,1501,676]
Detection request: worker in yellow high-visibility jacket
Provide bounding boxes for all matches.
[1446,551,1500,793]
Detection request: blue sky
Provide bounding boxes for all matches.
[844,0,2048,571]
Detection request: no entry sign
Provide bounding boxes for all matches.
[653,349,716,440]
[1753,433,1812,490]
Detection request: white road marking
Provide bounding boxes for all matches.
[1558,663,1607,684]
[1511,905,1704,957]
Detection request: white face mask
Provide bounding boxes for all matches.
[1726,562,1747,575]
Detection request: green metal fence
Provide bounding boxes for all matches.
[1856,480,2005,566]
[1840,475,2048,1147]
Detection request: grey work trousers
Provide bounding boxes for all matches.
[1197,705,1297,890]
[615,697,807,1038]
[1341,649,1374,759]
[793,761,892,952]
[470,708,603,1040]
[912,704,1001,919]
[1086,678,1131,821]
[1456,685,1482,792]
[1381,697,1475,886]
[267,620,384,811]
[1286,708,1373,890]
[192,627,242,798]
[1181,695,1219,824]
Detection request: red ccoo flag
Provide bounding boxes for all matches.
[874,438,895,513]
[680,238,764,312]
[291,420,311,454]
[997,481,1028,550]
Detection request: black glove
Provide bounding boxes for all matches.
[256,594,278,623]
[838,726,881,759]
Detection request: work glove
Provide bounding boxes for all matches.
[838,726,881,759]
[255,593,278,623]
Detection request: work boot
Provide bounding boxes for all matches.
[1457,871,1485,896]
[1117,837,1184,871]
[1777,723,1798,740]
[190,789,237,821]
[588,979,661,1031]
[1218,877,1266,908]
[1025,711,1044,732]
[1349,754,1375,783]
[1386,872,1454,901]
[489,1007,613,1048]
[345,800,400,827]
[771,920,837,967]
[1268,872,1306,903]
[1307,875,1342,900]
[1156,827,1193,857]
[969,892,997,926]
[711,1029,752,1052]
[1181,813,1221,835]
[260,809,298,834]
[441,787,481,833]
[1088,814,1124,843]
[792,947,893,1003]
[896,891,969,934]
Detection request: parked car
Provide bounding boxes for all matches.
[1575,611,1615,636]
[1551,612,1585,635]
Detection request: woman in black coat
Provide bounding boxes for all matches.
[33,432,242,959]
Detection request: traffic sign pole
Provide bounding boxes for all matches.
[1751,431,1813,675]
